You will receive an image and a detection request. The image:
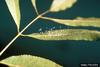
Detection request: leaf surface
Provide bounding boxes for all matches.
[5,0,20,32]
[31,0,38,14]
[50,0,77,12]
[0,55,62,67]
[21,29,100,41]
[42,17,100,27]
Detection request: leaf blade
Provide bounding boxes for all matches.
[5,0,21,32]
[31,0,39,15]
[41,17,100,27]
[50,0,77,12]
[21,29,100,41]
[0,55,62,67]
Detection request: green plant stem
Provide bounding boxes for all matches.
[0,10,49,56]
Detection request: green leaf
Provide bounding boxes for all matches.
[0,55,62,67]
[21,29,100,41]
[5,0,21,32]
[50,0,77,12]
[41,17,100,27]
[31,0,39,15]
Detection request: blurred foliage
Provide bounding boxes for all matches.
[0,55,62,67]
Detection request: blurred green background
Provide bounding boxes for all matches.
[0,0,100,67]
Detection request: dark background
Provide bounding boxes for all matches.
[0,0,100,67]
